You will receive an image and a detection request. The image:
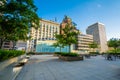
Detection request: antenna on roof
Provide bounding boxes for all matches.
[55,17,57,22]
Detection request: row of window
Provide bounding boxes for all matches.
[38,38,56,40]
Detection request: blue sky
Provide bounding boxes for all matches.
[34,0,120,40]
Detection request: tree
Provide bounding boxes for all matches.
[53,34,66,52]
[52,42,64,52]
[62,24,79,53]
[55,23,79,53]
[108,38,120,53]
[89,42,98,52]
[0,0,39,49]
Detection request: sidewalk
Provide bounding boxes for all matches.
[0,63,22,80]
[15,55,120,80]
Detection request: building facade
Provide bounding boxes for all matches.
[36,40,69,53]
[30,19,71,52]
[30,19,60,41]
[76,34,93,53]
[1,40,28,51]
[2,41,13,50]
[86,22,108,53]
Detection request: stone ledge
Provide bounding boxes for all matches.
[14,58,28,67]
[0,55,25,71]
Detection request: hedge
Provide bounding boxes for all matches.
[108,53,120,55]
[89,52,99,54]
[54,52,79,57]
[26,52,36,55]
[0,49,25,61]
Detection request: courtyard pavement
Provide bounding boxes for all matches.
[15,55,120,80]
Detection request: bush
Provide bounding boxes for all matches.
[0,49,25,61]
[89,52,99,54]
[60,52,79,57]
[107,49,120,53]
[26,52,36,55]
[89,52,99,56]
[108,52,120,55]
[54,52,61,54]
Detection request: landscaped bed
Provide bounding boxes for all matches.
[59,56,83,61]
[54,52,84,61]
[0,49,25,62]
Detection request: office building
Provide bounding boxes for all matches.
[2,41,13,50]
[30,19,70,52]
[86,22,108,52]
[76,34,93,53]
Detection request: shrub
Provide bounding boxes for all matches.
[54,52,61,54]
[89,52,99,54]
[0,49,25,61]
[89,52,99,56]
[26,52,36,55]
[60,52,79,57]
[108,52,120,55]
[107,49,120,53]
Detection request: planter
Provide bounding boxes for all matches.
[59,56,84,61]
[53,54,60,57]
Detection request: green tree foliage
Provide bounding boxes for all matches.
[62,24,79,53]
[108,38,120,53]
[55,23,79,53]
[53,34,66,52]
[89,42,98,52]
[0,0,39,48]
[52,42,64,52]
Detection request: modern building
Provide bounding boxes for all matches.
[30,19,60,52]
[36,40,69,53]
[76,34,93,53]
[30,19,60,41]
[16,40,27,51]
[2,41,13,50]
[30,19,71,53]
[86,22,108,53]
[2,40,28,51]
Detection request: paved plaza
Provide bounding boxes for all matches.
[15,55,120,80]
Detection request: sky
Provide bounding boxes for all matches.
[34,0,120,40]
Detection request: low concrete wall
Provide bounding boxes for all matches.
[0,55,25,71]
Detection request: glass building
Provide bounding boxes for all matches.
[36,41,69,53]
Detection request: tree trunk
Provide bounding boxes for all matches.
[60,47,61,52]
[0,38,4,49]
[68,44,71,53]
[115,48,117,53]
[12,41,17,50]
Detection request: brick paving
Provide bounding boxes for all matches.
[15,55,120,80]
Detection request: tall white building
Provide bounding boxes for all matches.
[30,19,60,41]
[86,22,108,53]
[30,19,60,52]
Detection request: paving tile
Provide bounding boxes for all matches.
[15,55,120,80]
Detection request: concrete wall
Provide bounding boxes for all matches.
[0,55,25,71]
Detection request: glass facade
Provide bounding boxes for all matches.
[36,42,69,53]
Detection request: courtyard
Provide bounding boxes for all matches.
[15,55,120,80]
